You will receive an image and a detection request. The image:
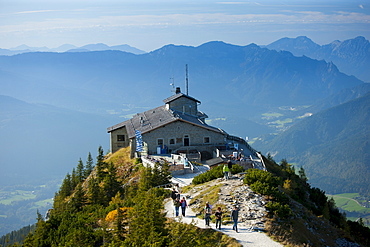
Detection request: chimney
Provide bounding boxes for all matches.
[175,87,181,94]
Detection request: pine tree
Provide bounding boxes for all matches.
[113,206,127,242]
[71,184,86,211]
[84,152,94,178]
[87,177,103,205]
[96,146,107,182]
[71,168,78,189]
[125,189,168,246]
[102,163,121,204]
[298,166,308,182]
[76,158,85,182]
[58,173,73,198]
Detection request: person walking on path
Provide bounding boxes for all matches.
[171,188,178,201]
[174,198,181,217]
[231,205,239,232]
[223,164,230,180]
[215,207,223,230]
[180,197,188,217]
[227,160,233,178]
[204,202,212,227]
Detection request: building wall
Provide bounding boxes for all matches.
[167,97,198,116]
[110,126,130,153]
[141,120,225,155]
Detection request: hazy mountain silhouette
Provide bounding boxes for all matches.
[253,92,370,195]
[0,43,146,55]
[0,95,116,185]
[0,39,368,190]
[267,36,370,82]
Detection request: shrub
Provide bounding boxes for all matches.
[244,169,281,187]
[266,201,292,218]
[192,164,244,185]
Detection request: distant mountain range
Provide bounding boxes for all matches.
[0,43,146,55]
[0,95,115,185]
[0,36,369,197]
[266,36,370,82]
[253,92,370,195]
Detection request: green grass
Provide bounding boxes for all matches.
[0,190,37,205]
[31,198,54,209]
[329,193,370,214]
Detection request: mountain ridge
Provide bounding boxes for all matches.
[253,92,370,195]
[0,43,146,55]
[267,36,370,82]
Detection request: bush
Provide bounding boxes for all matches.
[192,164,245,185]
[244,169,281,187]
[192,166,223,185]
[266,201,292,218]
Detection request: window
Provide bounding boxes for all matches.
[169,138,175,145]
[157,138,164,146]
[184,135,190,146]
[204,137,210,144]
[117,135,125,141]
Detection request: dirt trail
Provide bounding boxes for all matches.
[165,168,283,247]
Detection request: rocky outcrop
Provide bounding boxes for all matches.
[187,174,269,232]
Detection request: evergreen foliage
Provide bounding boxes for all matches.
[84,152,94,178]
[192,164,244,185]
[16,147,238,247]
[0,225,35,247]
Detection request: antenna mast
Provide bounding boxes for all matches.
[170,76,175,94]
[185,64,189,95]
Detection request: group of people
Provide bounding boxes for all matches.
[204,202,239,232]
[171,187,239,232]
[171,188,188,217]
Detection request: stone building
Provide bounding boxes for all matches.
[107,88,260,164]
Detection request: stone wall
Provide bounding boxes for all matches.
[110,126,130,153]
[167,97,198,116]
[142,120,225,155]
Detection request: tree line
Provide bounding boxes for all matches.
[2,146,240,247]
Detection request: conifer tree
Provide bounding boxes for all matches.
[298,166,308,182]
[58,173,73,198]
[76,158,85,182]
[71,168,78,189]
[84,152,94,178]
[87,177,103,205]
[96,146,107,182]
[113,206,127,242]
[102,163,121,204]
[71,184,86,211]
[125,189,167,246]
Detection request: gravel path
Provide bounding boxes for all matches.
[166,167,283,247]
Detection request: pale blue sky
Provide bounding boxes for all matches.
[0,0,369,51]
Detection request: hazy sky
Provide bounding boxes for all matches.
[1,0,369,51]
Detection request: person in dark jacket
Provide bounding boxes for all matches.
[215,207,223,230]
[231,205,239,232]
[171,188,178,201]
[204,202,212,226]
[227,160,233,178]
[174,198,181,217]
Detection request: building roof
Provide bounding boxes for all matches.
[206,157,227,167]
[163,93,200,104]
[107,105,227,138]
